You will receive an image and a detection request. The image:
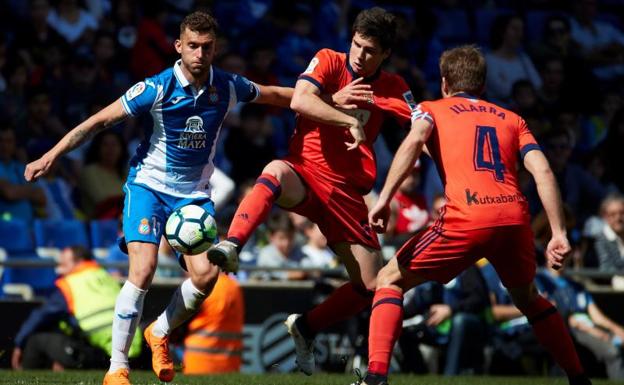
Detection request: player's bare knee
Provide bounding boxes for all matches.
[261,160,288,180]
[376,265,400,289]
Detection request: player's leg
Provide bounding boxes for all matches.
[208,160,306,271]
[297,243,381,337]
[145,252,220,382]
[489,225,589,385]
[506,283,589,384]
[363,227,477,385]
[105,184,163,385]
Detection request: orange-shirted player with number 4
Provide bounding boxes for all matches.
[356,45,592,385]
[207,7,415,375]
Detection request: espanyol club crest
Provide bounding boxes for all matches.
[138,218,150,235]
[208,85,219,104]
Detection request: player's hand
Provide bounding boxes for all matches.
[332,77,373,109]
[345,118,366,151]
[11,347,22,370]
[24,153,55,182]
[426,304,452,327]
[369,200,391,233]
[546,233,571,270]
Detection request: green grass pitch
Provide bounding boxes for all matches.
[0,371,619,385]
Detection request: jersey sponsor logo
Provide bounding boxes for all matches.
[303,57,319,74]
[126,82,146,101]
[177,115,207,149]
[138,218,151,235]
[171,96,184,104]
[402,90,417,111]
[341,108,371,126]
[465,189,526,206]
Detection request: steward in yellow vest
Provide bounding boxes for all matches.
[183,273,244,374]
[12,246,141,370]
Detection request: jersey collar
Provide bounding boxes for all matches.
[345,54,381,83]
[173,59,213,89]
[453,92,479,100]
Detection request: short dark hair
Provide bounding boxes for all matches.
[352,7,397,51]
[439,45,487,96]
[68,245,93,261]
[180,11,218,36]
[267,211,295,235]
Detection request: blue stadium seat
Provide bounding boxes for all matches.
[33,219,90,249]
[90,219,119,259]
[0,251,57,298]
[0,219,34,253]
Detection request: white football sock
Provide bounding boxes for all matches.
[151,278,207,338]
[109,280,147,372]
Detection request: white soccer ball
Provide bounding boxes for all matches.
[165,205,218,255]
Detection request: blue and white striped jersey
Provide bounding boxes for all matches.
[121,60,259,198]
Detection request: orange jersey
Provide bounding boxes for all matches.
[414,94,539,230]
[289,48,414,192]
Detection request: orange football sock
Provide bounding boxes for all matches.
[368,288,403,376]
[227,174,280,247]
[525,295,584,377]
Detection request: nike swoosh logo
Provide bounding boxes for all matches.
[172,96,184,104]
[117,312,138,320]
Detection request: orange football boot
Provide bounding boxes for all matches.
[144,321,175,382]
[102,368,131,385]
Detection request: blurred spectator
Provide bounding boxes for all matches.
[400,265,490,375]
[537,260,624,380]
[254,210,306,281]
[245,44,279,86]
[12,0,67,78]
[481,261,548,375]
[0,60,30,126]
[581,91,623,154]
[35,161,77,220]
[485,14,542,106]
[536,57,573,123]
[599,108,624,193]
[594,194,624,274]
[224,104,276,185]
[79,131,127,219]
[0,126,46,222]
[276,7,318,83]
[526,129,606,227]
[385,162,429,247]
[183,273,244,374]
[569,0,624,81]
[130,2,175,80]
[300,220,336,269]
[47,0,98,45]
[11,246,142,370]
[23,89,67,156]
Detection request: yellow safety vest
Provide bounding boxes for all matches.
[56,261,141,357]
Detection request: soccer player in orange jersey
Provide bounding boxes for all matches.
[208,7,415,374]
[360,45,591,385]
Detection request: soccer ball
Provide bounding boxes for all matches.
[165,205,218,255]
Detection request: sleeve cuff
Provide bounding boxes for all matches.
[120,97,135,116]
[298,75,323,93]
[520,143,541,158]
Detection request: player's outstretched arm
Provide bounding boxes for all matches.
[290,79,365,150]
[369,118,432,233]
[253,84,294,108]
[24,99,128,182]
[523,150,570,269]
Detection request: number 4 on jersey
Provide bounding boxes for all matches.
[473,125,505,182]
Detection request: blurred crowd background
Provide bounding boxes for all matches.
[1,0,624,378]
